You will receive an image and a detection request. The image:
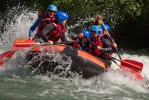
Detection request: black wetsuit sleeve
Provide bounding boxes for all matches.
[100,36,113,53]
[40,23,54,42]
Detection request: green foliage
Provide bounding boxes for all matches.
[118,0,143,20]
[137,1,149,22]
[0,0,147,23]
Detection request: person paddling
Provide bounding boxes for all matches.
[94,15,117,48]
[40,12,69,44]
[28,5,58,41]
[89,25,113,67]
[71,30,91,51]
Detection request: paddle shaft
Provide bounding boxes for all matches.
[100,18,122,60]
[100,50,120,67]
[1,39,73,66]
[14,42,72,46]
[88,32,142,71]
[99,18,142,71]
[13,39,74,49]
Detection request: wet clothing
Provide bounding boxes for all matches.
[94,21,116,45]
[29,14,55,37]
[90,35,113,59]
[72,35,112,67]
[29,17,41,36]
[71,36,90,52]
[40,22,67,43]
[77,38,90,52]
[36,16,55,36]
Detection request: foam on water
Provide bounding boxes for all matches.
[0,9,37,51]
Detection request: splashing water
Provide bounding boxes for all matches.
[0,8,149,100]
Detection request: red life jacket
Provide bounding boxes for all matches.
[70,40,81,49]
[37,14,55,35]
[46,22,66,42]
[90,35,112,59]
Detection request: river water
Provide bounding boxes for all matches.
[0,10,149,100]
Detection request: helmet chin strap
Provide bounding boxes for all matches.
[96,31,103,37]
[96,31,99,36]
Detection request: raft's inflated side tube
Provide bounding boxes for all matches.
[26,45,107,78]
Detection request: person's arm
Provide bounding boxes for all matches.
[102,25,117,48]
[106,34,117,48]
[100,36,113,53]
[29,17,41,39]
[109,37,117,48]
[40,23,54,42]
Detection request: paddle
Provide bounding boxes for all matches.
[100,18,121,59]
[0,39,37,66]
[0,39,73,66]
[13,39,143,72]
[0,50,16,66]
[95,17,143,80]
[100,51,143,80]
[13,39,73,49]
[112,57,143,73]
[99,17,143,73]
[12,39,42,49]
[88,37,143,74]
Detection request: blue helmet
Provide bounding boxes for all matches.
[90,25,103,36]
[104,24,110,31]
[47,5,58,12]
[55,12,69,23]
[81,30,91,40]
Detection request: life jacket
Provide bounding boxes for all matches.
[70,40,81,49]
[71,38,90,51]
[46,22,66,42]
[37,14,55,35]
[90,35,112,59]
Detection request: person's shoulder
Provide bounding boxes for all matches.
[50,21,58,27]
[47,22,54,27]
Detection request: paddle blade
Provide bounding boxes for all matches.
[120,59,143,73]
[0,50,16,66]
[120,66,143,80]
[13,39,38,49]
